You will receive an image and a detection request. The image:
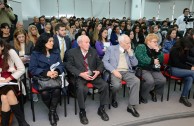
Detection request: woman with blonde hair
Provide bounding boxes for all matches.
[92,23,102,47]
[28,25,40,45]
[12,28,34,63]
[135,33,166,103]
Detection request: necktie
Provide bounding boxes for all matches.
[60,39,65,61]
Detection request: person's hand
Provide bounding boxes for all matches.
[20,57,28,63]
[91,71,100,80]
[47,71,58,78]
[79,71,93,81]
[153,46,160,52]
[154,58,160,65]
[112,70,122,79]
[0,77,11,83]
[191,66,194,70]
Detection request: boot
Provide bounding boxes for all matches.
[49,97,59,125]
[48,110,57,126]
[10,103,30,126]
[1,110,11,126]
[54,110,59,122]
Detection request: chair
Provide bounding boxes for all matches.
[29,73,67,122]
[162,53,183,101]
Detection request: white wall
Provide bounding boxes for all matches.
[143,0,191,20]
[39,0,131,19]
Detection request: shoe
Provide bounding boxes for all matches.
[33,94,38,102]
[150,90,157,102]
[140,97,148,104]
[54,111,59,122]
[79,111,89,125]
[179,97,192,107]
[111,100,118,108]
[97,107,109,121]
[127,107,140,117]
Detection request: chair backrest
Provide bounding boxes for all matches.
[163,53,170,65]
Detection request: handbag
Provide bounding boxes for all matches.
[33,76,62,91]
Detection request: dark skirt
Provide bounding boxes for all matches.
[0,85,19,96]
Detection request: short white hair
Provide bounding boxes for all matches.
[77,35,83,44]
[77,35,90,44]
[118,34,128,43]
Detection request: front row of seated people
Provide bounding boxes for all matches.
[1,33,194,126]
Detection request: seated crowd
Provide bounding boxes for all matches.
[1,5,194,126]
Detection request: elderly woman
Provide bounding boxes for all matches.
[0,39,29,126]
[29,33,65,126]
[135,33,166,103]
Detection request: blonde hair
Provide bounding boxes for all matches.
[28,25,40,45]
[92,23,102,43]
[145,33,159,44]
[13,28,29,51]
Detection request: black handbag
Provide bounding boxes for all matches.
[33,76,62,91]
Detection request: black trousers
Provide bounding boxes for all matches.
[76,77,109,109]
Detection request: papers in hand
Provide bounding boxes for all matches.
[0,82,18,87]
[50,62,60,71]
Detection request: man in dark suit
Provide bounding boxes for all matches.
[53,23,71,62]
[36,16,45,34]
[65,35,109,125]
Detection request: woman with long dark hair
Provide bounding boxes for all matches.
[169,38,194,107]
[0,39,29,126]
[95,28,110,58]
[29,33,64,126]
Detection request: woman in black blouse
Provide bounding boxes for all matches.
[169,38,194,107]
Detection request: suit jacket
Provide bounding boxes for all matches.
[102,45,138,72]
[36,23,45,34]
[53,34,71,52]
[65,47,104,77]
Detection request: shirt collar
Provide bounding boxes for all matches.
[57,35,64,41]
[119,45,125,53]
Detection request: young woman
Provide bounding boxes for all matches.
[0,23,13,43]
[169,38,194,107]
[0,39,29,126]
[125,30,137,50]
[12,28,34,64]
[162,28,177,53]
[29,33,65,126]
[95,28,110,58]
[92,23,102,47]
[28,25,40,46]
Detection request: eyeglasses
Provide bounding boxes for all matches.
[185,10,190,12]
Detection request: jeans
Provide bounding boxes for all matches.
[171,67,194,97]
